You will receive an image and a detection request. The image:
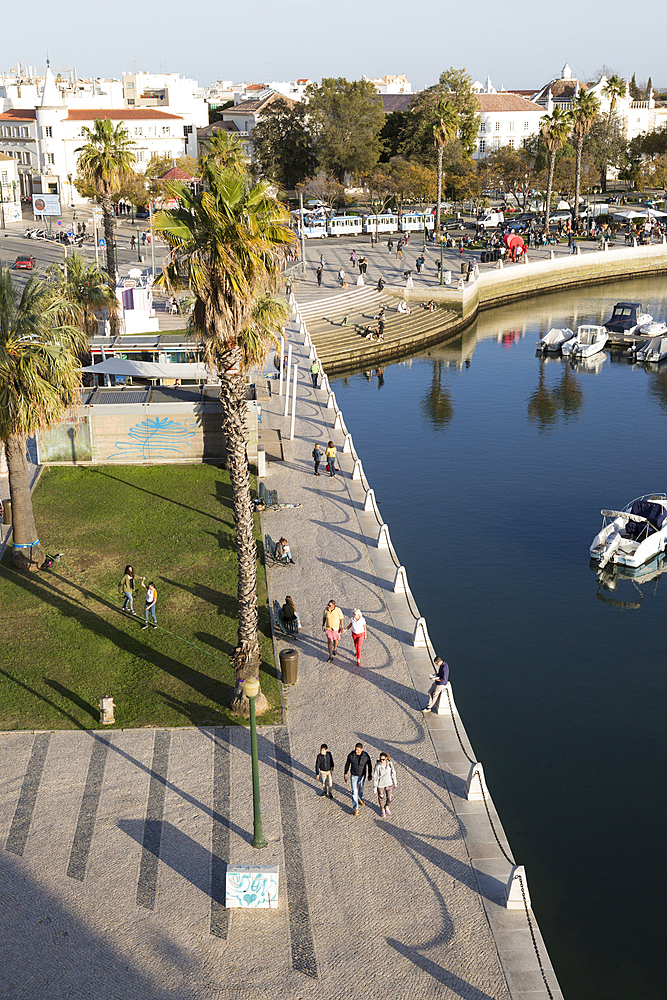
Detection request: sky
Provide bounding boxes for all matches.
[1,0,665,93]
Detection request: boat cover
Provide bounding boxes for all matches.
[604,302,641,333]
[625,499,667,538]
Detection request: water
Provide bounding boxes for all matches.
[331,274,667,1000]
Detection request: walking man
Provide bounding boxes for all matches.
[315,744,335,798]
[322,599,345,661]
[422,657,449,712]
[395,239,404,259]
[316,265,323,287]
[310,358,320,388]
[344,742,373,816]
[312,442,323,476]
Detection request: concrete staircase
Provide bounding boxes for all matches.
[297,286,460,373]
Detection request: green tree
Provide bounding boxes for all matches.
[437,68,480,156]
[629,73,641,101]
[484,146,536,210]
[75,119,136,298]
[154,162,293,716]
[0,268,86,570]
[46,253,119,339]
[389,158,437,208]
[587,112,627,191]
[380,110,413,162]
[539,107,572,231]
[305,78,385,182]
[251,99,316,190]
[570,90,600,226]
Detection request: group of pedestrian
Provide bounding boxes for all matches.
[118,565,158,628]
[311,440,338,478]
[315,741,398,817]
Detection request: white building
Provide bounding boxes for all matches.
[0,152,21,223]
[474,92,544,160]
[0,64,199,204]
[121,71,208,128]
[365,74,412,95]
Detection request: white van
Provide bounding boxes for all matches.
[477,211,504,230]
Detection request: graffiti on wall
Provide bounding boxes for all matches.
[107,416,197,461]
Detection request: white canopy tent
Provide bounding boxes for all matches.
[82,359,213,380]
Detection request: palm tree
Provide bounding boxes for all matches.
[76,119,136,297]
[433,100,459,235]
[154,164,294,716]
[46,253,119,339]
[0,268,86,571]
[570,91,600,231]
[540,107,572,233]
[603,75,626,116]
[199,130,248,173]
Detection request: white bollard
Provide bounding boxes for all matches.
[549,249,555,260]
[393,565,408,593]
[284,345,293,416]
[352,459,363,480]
[309,346,316,361]
[257,446,266,478]
[505,865,531,910]
[342,433,352,454]
[278,336,284,396]
[465,761,490,801]
[321,375,330,395]
[497,258,504,269]
[326,392,335,409]
[434,680,454,715]
[412,617,430,648]
[364,488,376,512]
[356,273,364,286]
[289,363,299,441]
[377,523,391,548]
[406,274,414,289]
[333,411,344,430]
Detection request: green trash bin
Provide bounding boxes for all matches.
[279,648,298,685]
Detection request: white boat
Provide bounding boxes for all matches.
[639,320,667,336]
[590,494,667,569]
[561,324,608,358]
[635,335,667,363]
[536,327,574,351]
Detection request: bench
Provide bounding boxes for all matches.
[259,482,278,507]
[273,599,300,638]
[265,534,292,566]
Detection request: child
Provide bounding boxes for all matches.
[315,744,334,798]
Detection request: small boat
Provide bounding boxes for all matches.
[561,324,608,358]
[635,335,667,363]
[639,319,667,336]
[590,494,667,569]
[604,301,653,339]
[536,328,574,351]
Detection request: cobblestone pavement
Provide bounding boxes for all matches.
[0,319,562,999]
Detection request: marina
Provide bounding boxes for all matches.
[327,272,667,1000]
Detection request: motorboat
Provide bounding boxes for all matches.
[561,324,608,358]
[536,328,574,352]
[635,335,667,363]
[604,302,653,340]
[639,319,667,336]
[590,494,667,569]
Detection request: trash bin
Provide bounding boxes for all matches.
[279,648,298,684]
[461,262,467,274]
[1,499,11,526]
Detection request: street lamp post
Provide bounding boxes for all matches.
[439,235,444,285]
[244,677,267,849]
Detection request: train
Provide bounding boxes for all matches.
[296,212,435,239]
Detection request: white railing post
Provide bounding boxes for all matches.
[333,411,344,430]
[377,523,391,548]
[352,459,363,480]
[434,680,454,715]
[342,433,352,454]
[364,488,376,512]
[289,363,299,441]
[505,866,530,910]
[393,565,408,593]
[465,761,490,801]
[412,617,430,647]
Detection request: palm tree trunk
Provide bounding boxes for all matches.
[573,136,583,233]
[218,348,268,717]
[101,191,120,337]
[5,433,45,571]
[545,153,555,234]
[435,146,443,235]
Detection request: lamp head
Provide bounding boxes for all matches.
[244,677,260,699]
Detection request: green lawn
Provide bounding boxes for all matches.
[0,464,281,730]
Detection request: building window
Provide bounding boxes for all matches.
[509,121,515,131]
[479,121,486,133]
[21,127,28,137]
[134,127,143,136]
[184,125,193,135]
[495,121,500,131]
[46,153,55,166]
[508,139,515,149]
[44,125,52,138]
[126,82,134,89]
[493,138,500,150]
[23,151,31,164]
[162,126,170,135]
[479,139,486,154]
[1,171,6,183]
[524,121,529,130]
[128,98,135,105]
[136,150,144,162]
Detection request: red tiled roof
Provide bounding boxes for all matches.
[158,165,195,180]
[65,109,182,121]
[381,94,415,114]
[476,94,542,112]
[0,109,36,120]
[197,120,239,137]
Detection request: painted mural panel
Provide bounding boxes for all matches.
[37,415,92,463]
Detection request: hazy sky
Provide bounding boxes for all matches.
[1,0,665,92]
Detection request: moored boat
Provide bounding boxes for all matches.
[604,301,653,341]
[536,328,574,352]
[635,335,667,363]
[590,494,667,569]
[561,324,608,358]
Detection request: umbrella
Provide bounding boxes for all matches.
[611,210,646,220]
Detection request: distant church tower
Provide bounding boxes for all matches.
[35,60,67,200]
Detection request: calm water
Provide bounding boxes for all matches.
[331,274,667,1000]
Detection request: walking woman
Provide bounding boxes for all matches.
[325,440,337,477]
[119,565,144,615]
[373,752,397,818]
[345,608,367,665]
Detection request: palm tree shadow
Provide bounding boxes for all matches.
[0,667,88,729]
[84,467,229,523]
[43,679,98,722]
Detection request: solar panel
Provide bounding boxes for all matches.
[93,391,148,405]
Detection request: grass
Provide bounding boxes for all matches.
[0,464,281,731]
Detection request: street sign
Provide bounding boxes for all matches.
[98,238,106,248]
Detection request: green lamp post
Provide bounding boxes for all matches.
[244,677,267,849]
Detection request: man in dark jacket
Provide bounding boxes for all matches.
[344,742,372,815]
[315,744,334,799]
[422,657,449,713]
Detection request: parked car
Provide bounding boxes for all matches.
[13,255,36,269]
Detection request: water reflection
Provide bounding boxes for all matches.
[420,360,453,428]
[648,368,667,409]
[527,360,583,431]
[593,552,667,610]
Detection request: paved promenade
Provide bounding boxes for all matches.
[0,319,562,999]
